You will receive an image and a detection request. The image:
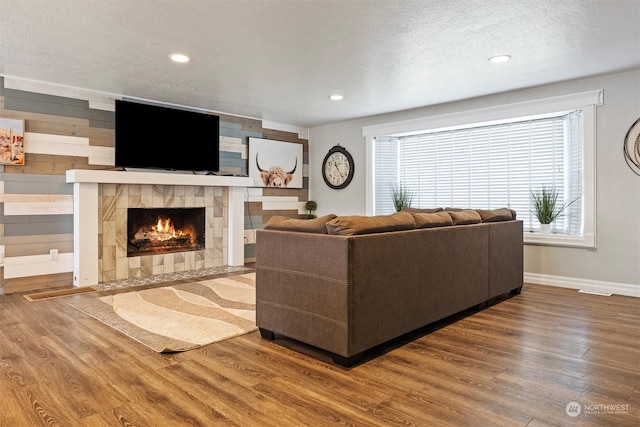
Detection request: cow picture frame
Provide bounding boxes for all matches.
[248,137,303,188]
[0,117,25,166]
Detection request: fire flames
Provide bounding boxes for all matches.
[134,216,196,245]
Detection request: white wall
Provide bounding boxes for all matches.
[309,69,640,296]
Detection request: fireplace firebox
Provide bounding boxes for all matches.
[127,207,205,257]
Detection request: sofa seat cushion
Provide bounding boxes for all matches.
[326,212,416,235]
[265,214,337,233]
[410,211,454,228]
[476,208,516,222]
[447,209,482,225]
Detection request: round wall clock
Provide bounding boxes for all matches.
[624,117,640,176]
[322,144,354,189]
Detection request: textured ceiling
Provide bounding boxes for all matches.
[1,0,639,127]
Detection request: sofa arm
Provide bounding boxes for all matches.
[488,220,523,297]
[255,230,353,356]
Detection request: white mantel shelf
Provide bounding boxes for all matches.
[66,169,253,187]
[66,169,252,287]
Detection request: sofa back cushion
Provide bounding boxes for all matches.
[411,211,454,228]
[401,207,444,213]
[326,212,416,235]
[475,208,516,222]
[447,209,482,225]
[265,214,337,234]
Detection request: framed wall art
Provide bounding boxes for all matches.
[0,117,25,165]
[248,137,303,188]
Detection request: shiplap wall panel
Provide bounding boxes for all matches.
[219,152,246,170]
[2,233,73,257]
[1,233,74,245]
[4,76,115,108]
[4,91,89,119]
[261,200,306,213]
[88,127,115,147]
[4,239,73,258]
[219,136,246,157]
[0,106,88,127]
[3,252,74,279]
[0,76,309,293]
[260,210,304,220]
[220,126,262,140]
[87,108,115,129]
[263,185,309,199]
[2,194,73,215]
[4,153,92,175]
[3,216,73,236]
[2,174,72,195]
[218,114,263,132]
[24,132,116,164]
[87,145,114,165]
[26,119,92,137]
[4,90,91,119]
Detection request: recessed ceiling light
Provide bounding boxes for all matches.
[169,53,191,63]
[489,55,511,63]
[329,94,344,101]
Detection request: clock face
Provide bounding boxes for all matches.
[322,146,354,189]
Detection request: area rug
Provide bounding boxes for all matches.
[68,273,257,352]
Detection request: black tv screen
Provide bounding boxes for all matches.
[115,100,220,173]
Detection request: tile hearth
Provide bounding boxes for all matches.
[94,265,251,291]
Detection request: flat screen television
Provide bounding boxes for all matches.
[115,100,220,173]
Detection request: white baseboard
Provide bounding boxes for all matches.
[3,252,74,279]
[524,272,640,298]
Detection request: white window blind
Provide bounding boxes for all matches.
[374,111,584,235]
[374,136,398,215]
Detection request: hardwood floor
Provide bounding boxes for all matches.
[1,273,638,427]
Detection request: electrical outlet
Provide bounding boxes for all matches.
[49,249,59,260]
[244,230,256,244]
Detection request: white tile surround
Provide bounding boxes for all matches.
[66,169,252,287]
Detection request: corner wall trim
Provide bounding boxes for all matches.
[524,272,640,298]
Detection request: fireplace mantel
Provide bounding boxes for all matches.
[66,169,253,187]
[66,169,253,287]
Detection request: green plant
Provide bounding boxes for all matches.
[304,200,317,219]
[529,186,578,224]
[391,183,415,212]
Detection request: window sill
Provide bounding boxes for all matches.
[524,232,595,249]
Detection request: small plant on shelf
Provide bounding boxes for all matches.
[529,185,578,232]
[304,200,318,219]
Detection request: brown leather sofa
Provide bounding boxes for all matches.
[256,210,523,367]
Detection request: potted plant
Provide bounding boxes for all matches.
[391,183,415,212]
[304,200,317,219]
[529,186,578,234]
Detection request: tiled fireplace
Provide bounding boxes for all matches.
[98,183,223,282]
[66,170,252,287]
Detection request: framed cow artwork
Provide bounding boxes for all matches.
[248,137,303,188]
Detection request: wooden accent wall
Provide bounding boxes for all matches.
[0,77,309,294]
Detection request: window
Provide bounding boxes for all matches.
[364,90,601,248]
